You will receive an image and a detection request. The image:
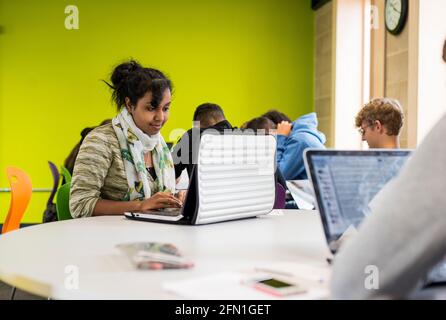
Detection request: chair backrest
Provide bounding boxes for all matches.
[2,167,32,234]
[47,161,60,206]
[273,183,286,209]
[60,166,72,185]
[56,183,72,221]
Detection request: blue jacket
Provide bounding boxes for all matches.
[276,113,326,180]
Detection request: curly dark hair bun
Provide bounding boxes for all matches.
[103,60,172,111]
[110,60,142,90]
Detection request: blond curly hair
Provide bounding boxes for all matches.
[355,98,404,136]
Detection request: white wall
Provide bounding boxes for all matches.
[333,0,370,149]
[416,0,446,144]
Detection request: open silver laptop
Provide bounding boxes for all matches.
[125,133,277,225]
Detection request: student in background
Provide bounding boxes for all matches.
[70,60,182,218]
[330,40,446,299]
[355,98,404,149]
[262,110,291,125]
[192,103,228,129]
[172,103,233,178]
[261,110,326,180]
[242,116,276,133]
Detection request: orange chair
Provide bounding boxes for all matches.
[2,167,32,234]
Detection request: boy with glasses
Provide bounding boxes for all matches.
[355,98,404,149]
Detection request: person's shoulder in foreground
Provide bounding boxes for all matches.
[331,113,446,299]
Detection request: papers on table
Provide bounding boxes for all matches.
[286,180,316,210]
[162,261,331,300]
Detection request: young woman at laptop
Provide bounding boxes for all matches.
[70,60,182,218]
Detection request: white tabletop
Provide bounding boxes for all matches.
[0,210,332,299]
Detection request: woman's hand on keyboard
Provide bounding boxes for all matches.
[139,192,183,211]
[174,190,187,204]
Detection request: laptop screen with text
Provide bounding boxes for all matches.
[305,150,412,245]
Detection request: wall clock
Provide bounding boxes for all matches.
[385,0,408,35]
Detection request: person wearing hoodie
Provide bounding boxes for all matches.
[262,110,326,180]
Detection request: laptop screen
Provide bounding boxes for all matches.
[305,150,412,245]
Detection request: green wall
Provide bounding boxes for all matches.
[0,0,314,223]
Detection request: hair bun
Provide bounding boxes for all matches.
[111,60,142,88]
[106,60,172,111]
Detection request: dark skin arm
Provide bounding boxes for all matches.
[92,192,182,216]
[92,151,182,216]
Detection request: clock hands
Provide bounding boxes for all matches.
[390,2,401,14]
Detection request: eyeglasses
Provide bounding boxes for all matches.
[358,125,372,136]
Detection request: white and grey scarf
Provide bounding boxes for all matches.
[112,108,175,201]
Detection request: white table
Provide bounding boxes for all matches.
[0,210,332,299]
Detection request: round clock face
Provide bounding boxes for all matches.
[385,0,408,35]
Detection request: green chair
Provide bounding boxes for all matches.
[60,166,72,184]
[56,183,72,220]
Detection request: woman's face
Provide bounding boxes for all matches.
[126,89,171,135]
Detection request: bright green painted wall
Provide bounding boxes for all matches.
[0,0,314,223]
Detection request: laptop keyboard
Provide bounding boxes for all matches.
[152,208,182,216]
